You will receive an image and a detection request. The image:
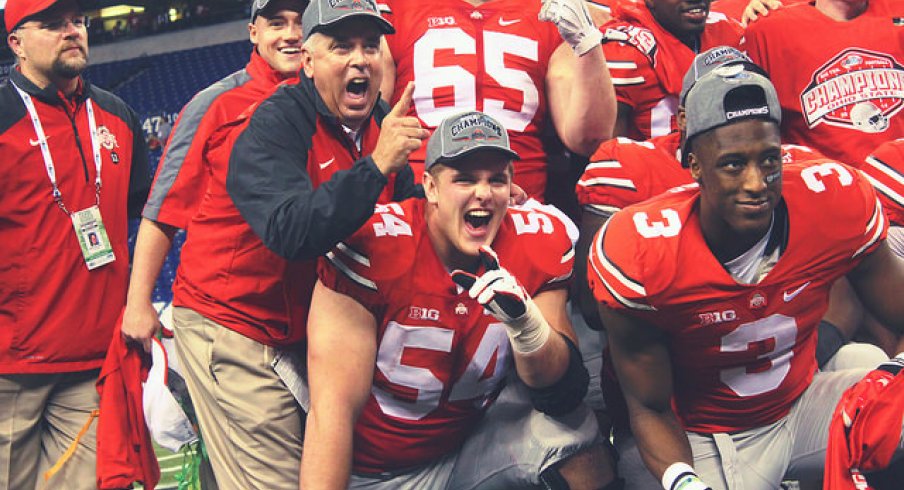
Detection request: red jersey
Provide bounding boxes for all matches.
[576,132,822,214]
[587,162,886,433]
[862,138,904,226]
[742,2,904,166]
[319,198,574,472]
[709,0,809,23]
[382,0,562,200]
[602,3,742,139]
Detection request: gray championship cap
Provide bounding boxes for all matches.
[682,65,782,165]
[425,111,521,170]
[680,46,763,105]
[302,0,394,41]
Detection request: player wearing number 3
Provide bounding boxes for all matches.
[588,65,904,488]
[301,111,618,489]
[378,0,616,201]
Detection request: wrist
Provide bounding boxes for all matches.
[662,462,710,490]
[573,28,603,56]
[504,299,551,354]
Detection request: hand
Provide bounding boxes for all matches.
[510,183,529,206]
[741,0,783,26]
[539,0,603,56]
[837,356,904,428]
[371,81,430,176]
[121,300,162,353]
[451,246,529,322]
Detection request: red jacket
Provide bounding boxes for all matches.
[0,69,149,374]
[96,312,160,490]
[144,49,297,229]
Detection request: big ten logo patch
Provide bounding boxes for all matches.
[698,309,737,326]
[801,48,904,133]
[428,16,456,28]
[409,306,440,321]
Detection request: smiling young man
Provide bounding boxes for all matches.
[588,65,904,489]
[122,0,308,351]
[301,110,617,489]
[167,0,426,487]
[0,0,150,487]
[601,0,743,140]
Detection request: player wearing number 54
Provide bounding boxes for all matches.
[301,111,620,490]
[588,65,904,489]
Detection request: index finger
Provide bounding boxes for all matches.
[389,81,416,118]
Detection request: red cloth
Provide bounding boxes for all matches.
[96,312,160,490]
[825,362,904,490]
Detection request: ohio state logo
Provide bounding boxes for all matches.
[800,48,904,133]
[96,126,119,150]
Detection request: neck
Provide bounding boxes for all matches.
[20,64,79,95]
[815,0,868,20]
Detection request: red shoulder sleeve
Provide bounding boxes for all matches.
[601,38,656,109]
[501,206,576,295]
[862,139,904,227]
[578,137,661,214]
[586,206,657,313]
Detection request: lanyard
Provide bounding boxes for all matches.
[13,82,101,215]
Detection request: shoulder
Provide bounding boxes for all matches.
[325,199,422,290]
[87,84,139,126]
[493,204,577,292]
[587,189,696,312]
[180,69,252,119]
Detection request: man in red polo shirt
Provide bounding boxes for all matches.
[169,0,425,487]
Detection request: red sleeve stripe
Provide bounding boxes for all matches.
[590,221,656,311]
[562,245,575,264]
[326,250,377,291]
[377,3,391,13]
[853,198,886,259]
[607,60,638,70]
[864,156,904,209]
[578,175,637,191]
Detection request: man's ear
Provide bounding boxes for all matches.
[8,31,24,59]
[302,45,315,78]
[688,153,702,183]
[423,170,439,204]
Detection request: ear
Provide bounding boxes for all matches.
[248,22,257,45]
[676,110,687,133]
[302,45,315,78]
[8,31,24,58]
[423,170,439,204]
[688,153,702,182]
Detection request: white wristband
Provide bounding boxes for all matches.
[504,299,552,354]
[662,462,710,490]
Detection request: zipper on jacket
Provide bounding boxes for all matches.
[65,103,91,183]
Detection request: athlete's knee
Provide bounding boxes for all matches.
[540,443,623,490]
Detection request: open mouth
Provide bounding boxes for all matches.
[346,78,369,98]
[682,5,708,21]
[464,209,492,231]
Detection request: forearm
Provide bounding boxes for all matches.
[555,46,616,154]
[629,404,696,482]
[127,218,177,304]
[512,328,570,387]
[300,406,357,490]
[230,155,388,261]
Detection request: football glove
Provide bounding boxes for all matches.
[539,0,604,56]
[452,246,551,353]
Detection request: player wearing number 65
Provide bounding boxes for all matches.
[588,65,904,489]
[301,111,619,489]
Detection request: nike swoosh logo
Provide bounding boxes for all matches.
[319,157,336,170]
[498,17,520,26]
[29,137,45,147]
[783,281,811,302]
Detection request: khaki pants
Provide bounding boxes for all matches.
[172,307,304,490]
[0,370,99,490]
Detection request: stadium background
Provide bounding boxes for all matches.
[1,2,261,487]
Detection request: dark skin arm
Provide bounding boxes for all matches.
[574,210,612,331]
[613,102,634,139]
[847,241,904,335]
[599,305,696,481]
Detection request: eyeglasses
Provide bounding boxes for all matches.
[18,16,90,32]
